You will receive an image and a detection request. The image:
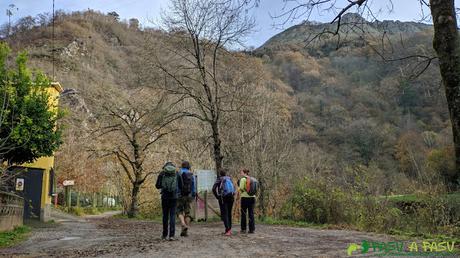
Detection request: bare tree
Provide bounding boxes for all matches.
[239,103,295,218]
[273,0,460,189]
[157,0,256,172]
[95,92,183,217]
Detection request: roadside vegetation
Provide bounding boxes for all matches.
[56,205,121,217]
[283,177,459,239]
[0,226,30,248]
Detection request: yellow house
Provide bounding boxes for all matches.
[19,82,62,221]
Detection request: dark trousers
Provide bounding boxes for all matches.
[220,196,234,232]
[241,197,255,232]
[161,198,177,238]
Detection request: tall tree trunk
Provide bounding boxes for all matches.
[128,182,140,218]
[430,0,460,189]
[211,120,223,173]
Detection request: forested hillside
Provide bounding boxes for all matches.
[255,13,454,194]
[3,10,458,236]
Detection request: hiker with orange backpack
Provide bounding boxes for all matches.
[238,168,258,234]
[212,168,235,236]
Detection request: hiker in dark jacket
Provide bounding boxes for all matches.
[177,161,196,237]
[155,161,183,241]
[212,174,224,221]
[212,168,235,236]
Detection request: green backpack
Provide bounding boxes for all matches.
[161,165,177,193]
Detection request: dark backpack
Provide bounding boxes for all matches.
[181,171,194,196]
[219,176,235,197]
[245,176,258,196]
[161,166,177,193]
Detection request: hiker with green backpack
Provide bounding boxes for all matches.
[212,168,235,236]
[238,168,258,234]
[155,161,183,241]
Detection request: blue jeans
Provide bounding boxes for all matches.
[162,198,177,238]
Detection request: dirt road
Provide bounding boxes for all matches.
[1,215,396,257]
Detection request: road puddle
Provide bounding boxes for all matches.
[60,236,81,241]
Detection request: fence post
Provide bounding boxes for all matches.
[204,190,208,221]
[76,192,80,208]
[93,193,97,208]
[98,193,102,207]
[65,186,71,208]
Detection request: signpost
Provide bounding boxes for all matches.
[196,170,216,192]
[63,180,74,186]
[15,178,24,191]
[195,170,217,221]
[63,180,75,208]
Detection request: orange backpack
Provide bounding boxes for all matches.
[246,176,251,193]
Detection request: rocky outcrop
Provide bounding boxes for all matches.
[60,40,87,58]
[259,13,432,53]
[60,88,91,115]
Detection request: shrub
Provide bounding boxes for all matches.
[283,177,460,237]
[69,207,85,216]
[427,147,457,187]
[283,177,355,224]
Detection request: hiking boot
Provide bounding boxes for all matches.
[224,230,232,236]
[180,227,188,237]
[248,231,255,234]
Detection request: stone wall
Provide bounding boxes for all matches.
[0,191,24,232]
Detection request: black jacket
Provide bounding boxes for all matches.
[212,176,223,200]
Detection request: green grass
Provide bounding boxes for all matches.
[113,213,127,219]
[385,192,460,203]
[385,194,419,203]
[0,226,31,248]
[57,205,122,216]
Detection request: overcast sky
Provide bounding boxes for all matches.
[0,0,456,47]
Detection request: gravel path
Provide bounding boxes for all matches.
[1,216,397,257]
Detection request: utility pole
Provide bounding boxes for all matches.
[6,4,17,37]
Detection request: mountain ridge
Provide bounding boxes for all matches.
[259,13,433,52]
